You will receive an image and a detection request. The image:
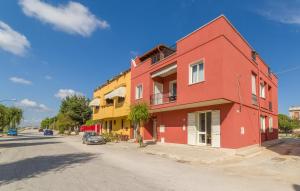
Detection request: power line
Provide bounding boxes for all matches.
[274,66,300,75]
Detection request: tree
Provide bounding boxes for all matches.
[0,105,23,131]
[0,104,8,131]
[278,114,299,135]
[41,118,50,129]
[128,102,150,147]
[56,113,76,134]
[59,95,92,127]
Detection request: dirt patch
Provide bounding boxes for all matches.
[271,157,286,162]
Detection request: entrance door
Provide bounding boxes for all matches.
[197,112,212,145]
[187,113,197,145]
[211,110,220,148]
[154,82,163,105]
[152,119,157,141]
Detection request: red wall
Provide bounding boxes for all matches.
[131,15,278,148]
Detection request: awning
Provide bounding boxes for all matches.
[151,64,177,78]
[89,98,100,107]
[104,86,126,99]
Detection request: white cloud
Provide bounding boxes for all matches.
[258,1,300,25]
[10,76,32,85]
[55,89,83,99]
[19,0,110,37]
[17,98,50,112]
[45,75,52,80]
[0,21,30,56]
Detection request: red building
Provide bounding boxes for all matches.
[130,15,278,149]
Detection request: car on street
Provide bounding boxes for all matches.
[82,131,105,145]
[7,128,18,136]
[43,129,53,136]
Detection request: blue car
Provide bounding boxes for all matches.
[43,129,53,136]
[7,129,18,136]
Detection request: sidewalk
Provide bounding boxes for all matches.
[140,143,236,164]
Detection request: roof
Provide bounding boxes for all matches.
[139,44,176,62]
[94,68,130,92]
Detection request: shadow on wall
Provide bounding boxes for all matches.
[0,141,62,148]
[0,153,97,186]
[293,184,300,191]
[266,138,300,157]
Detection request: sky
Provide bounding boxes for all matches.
[0,0,300,127]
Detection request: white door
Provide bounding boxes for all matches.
[211,110,221,148]
[154,82,163,105]
[187,113,197,145]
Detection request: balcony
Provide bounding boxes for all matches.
[150,92,177,105]
[139,44,176,65]
[269,101,272,111]
[252,94,258,105]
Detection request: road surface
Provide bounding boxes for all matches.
[0,130,299,191]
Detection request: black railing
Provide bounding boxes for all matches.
[252,94,258,105]
[150,92,177,105]
[269,101,272,111]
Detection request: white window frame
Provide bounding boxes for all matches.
[251,73,257,95]
[269,117,273,133]
[260,82,266,98]
[189,61,204,85]
[135,84,143,100]
[260,115,266,133]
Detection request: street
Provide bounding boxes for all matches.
[0,130,299,191]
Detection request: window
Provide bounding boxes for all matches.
[269,117,273,133]
[121,119,124,129]
[117,97,125,103]
[105,98,114,105]
[135,84,143,99]
[189,62,204,84]
[169,80,177,97]
[260,82,266,98]
[251,73,257,95]
[260,116,266,133]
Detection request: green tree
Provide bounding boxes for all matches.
[41,118,50,129]
[59,95,92,127]
[278,114,299,135]
[56,113,75,134]
[128,102,150,147]
[7,107,23,129]
[0,104,8,131]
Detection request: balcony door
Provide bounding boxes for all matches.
[154,82,163,105]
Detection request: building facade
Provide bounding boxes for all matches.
[130,15,278,149]
[289,106,300,120]
[90,69,131,139]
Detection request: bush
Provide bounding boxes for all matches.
[101,132,119,142]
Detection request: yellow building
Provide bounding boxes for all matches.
[89,69,131,138]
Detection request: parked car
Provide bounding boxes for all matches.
[43,129,53,136]
[7,128,17,136]
[82,131,105,145]
[38,128,44,132]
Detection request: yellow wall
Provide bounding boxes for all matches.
[92,70,131,135]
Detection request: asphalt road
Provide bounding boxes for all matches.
[0,130,299,191]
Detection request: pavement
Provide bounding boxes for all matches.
[0,129,299,191]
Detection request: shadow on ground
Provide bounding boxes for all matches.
[0,153,97,186]
[0,136,60,142]
[293,184,300,191]
[0,141,61,148]
[266,138,300,157]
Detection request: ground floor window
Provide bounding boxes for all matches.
[260,115,266,133]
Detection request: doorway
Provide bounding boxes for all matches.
[152,119,157,141]
[197,112,212,145]
[153,82,163,105]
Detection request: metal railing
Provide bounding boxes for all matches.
[252,94,258,105]
[150,92,177,105]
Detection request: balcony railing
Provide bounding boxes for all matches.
[150,92,177,105]
[252,94,258,105]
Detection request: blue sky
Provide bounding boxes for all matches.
[0,0,299,126]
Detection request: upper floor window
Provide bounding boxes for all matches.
[251,73,257,95]
[105,98,114,106]
[189,62,204,84]
[260,82,266,98]
[135,84,143,99]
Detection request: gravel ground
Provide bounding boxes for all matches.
[0,129,299,191]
